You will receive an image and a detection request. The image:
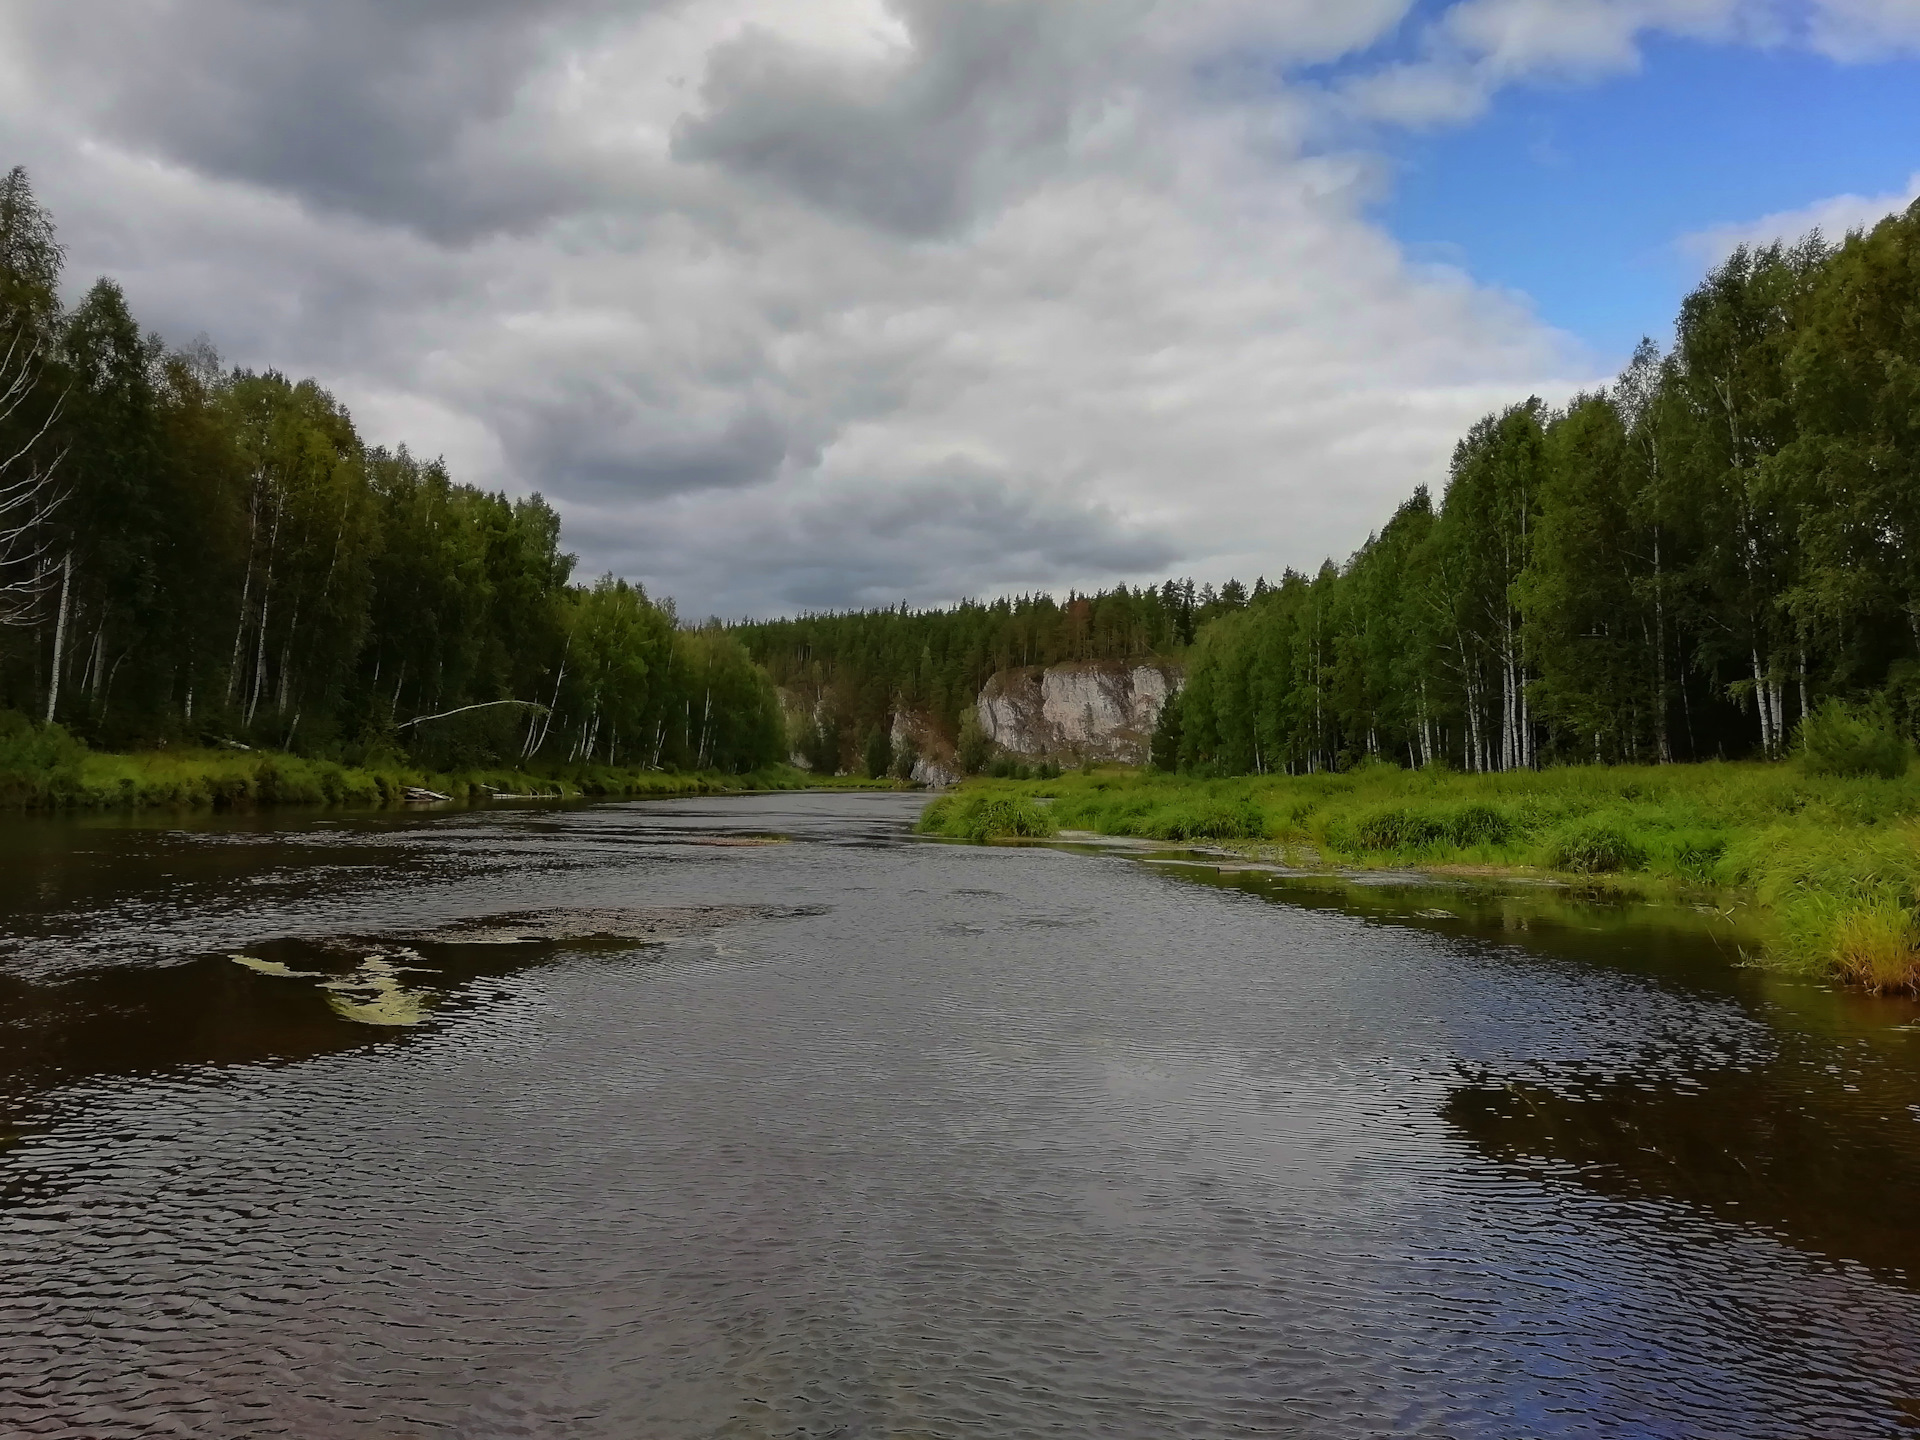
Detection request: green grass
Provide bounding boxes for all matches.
[916,793,1058,842]
[917,760,1920,993]
[0,717,904,811]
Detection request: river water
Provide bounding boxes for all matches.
[3,791,1919,1437]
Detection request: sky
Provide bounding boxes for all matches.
[0,0,1916,620]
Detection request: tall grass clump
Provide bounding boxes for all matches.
[1340,802,1514,853]
[1541,818,1647,874]
[1830,900,1920,993]
[917,793,1058,841]
[1134,798,1267,841]
[1799,700,1910,779]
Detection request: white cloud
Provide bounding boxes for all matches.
[1338,0,1920,127]
[1682,172,1920,261]
[0,0,1755,619]
[1806,0,1920,60]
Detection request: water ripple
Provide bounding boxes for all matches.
[1,794,1918,1435]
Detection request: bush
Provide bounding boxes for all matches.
[862,726,893,780]
[0,710,87,772]
[1799,699,1909,779]
[891,740,919,782]
[1544,819,1646,874]
[1149,691,1183,772]
[956,708,993,775]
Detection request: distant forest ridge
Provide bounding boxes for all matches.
[0,167,785,773]
[754,198,1920,777]
[734,577,1253,743]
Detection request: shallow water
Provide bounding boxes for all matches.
[3,792,1919,1437]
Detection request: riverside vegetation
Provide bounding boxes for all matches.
[920,706,1920,992]
[0,710,896,810]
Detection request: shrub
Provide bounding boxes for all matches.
[891,739,919,781]
[1799,699,1909,779]
[0,710,86,773]
[862,727,893,780]
[1544,819,1646,874]
[956,708,993,775]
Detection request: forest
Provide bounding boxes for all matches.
[1162,203,1920,776]
[7,145,1919,789]
[0,168,785,775]
[736,578,1253,767]
[752,203,1920,782]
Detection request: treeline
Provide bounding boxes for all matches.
[0,168,783,772]
[736,579,1253,764]
[1161,201,1920,776]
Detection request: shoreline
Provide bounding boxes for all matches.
[917,765,1920,995]
[0,745,913,813]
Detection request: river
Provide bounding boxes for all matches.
[2,791,1918,1436]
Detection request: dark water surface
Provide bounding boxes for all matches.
[3,793,1920,1437]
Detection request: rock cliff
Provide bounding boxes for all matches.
[891,711,962,788]
[976,661,1179,764]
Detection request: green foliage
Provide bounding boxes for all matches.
[916,793,1058,842]
[799,714,841,775]
[1542,819,1647,874]
[1133,798,1266,841]
[1342,803,1513,852]
[0,710,85,771]
[1149,689,1183,772]
[891,733,919,781]
[863,725,893,780]
[0,169,784,774]
[733,581,1251,765]
[0,711,86,802]
[1163,201,1920,779]
[1798,699,1910,778]
[944,759,1920,988]
[0,739,888,811]
[956,707,993,775]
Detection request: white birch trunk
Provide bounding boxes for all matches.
[1751,648,1774,756]
[227,489,259,705]
[43,551,70,723]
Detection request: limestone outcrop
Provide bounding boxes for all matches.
[976,661,1179,764]
[892,711,962,789]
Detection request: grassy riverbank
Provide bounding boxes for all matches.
[918,763,1920,993]
[0,717,896,811]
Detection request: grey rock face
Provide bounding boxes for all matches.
[976,661,1180,764]
[891,709,962,788]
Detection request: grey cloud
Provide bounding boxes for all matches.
[14,0,634,242]
[564,460,1181,618]
[4,0,1606,621]
[672,0,1094,236]
[509,397,793,500]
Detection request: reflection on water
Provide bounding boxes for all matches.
[1446,1067,1920,1281]
[3,794,1920,1437]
